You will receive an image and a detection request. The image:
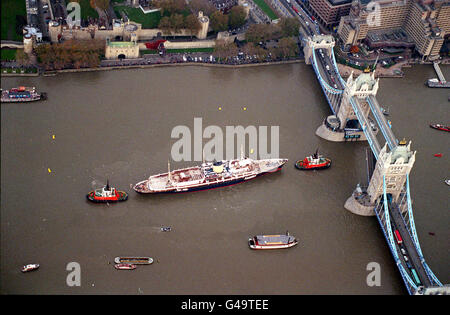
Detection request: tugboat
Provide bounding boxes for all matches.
[295,149,331,170]
[430,124,450,132]
[133,150,288,194]
[248,231,298,250]
[86,180,128,203]
[1,86,46,103]
[114,263,136,270]
[21,264,39,272]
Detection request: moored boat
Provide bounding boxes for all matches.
[445,179,450,186]
[21,264,39,272]
[430,124,450,132]
[295,149,331,170]
[1,86,46,103]
[434,153,442,157]
[114,263,136,270]
[248,232,298,250]
[133,154,288,194]
[86,180,128,203]
[114,257,153,265]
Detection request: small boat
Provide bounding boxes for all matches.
[381,107,389,116]
[161,226,171,232]
[434,153,442,157]
[21,264,39,272]
[1,86,46,103]
[248,231,298,250]
[114,257,153,265]
[114,263,136,270]
[295,149,331,170]
[445,179,450,186]
[430,124,450,132]
[86,180,128,203]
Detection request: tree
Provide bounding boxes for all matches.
[228,6,246,29]
[154,0,187,15]
[158,16,172,35]
[279,17,300,37]
[15,49,30,66]
[184,14,201,38]
[90,0,110,11]
[170,13,185,35]
[213,39,238,61]
[277,37,299,58]
[210,11,229,33]
[189,0,216,16]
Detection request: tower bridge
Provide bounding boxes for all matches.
[301,29,445,294]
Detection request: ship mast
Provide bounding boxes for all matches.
[167,159,172,183]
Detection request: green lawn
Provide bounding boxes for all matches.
[1,48,17,61]
[78,0,99,20]
[141,48,214,55]
[253,0,278,20]
[1,0,27,41]
[114,6,161,29]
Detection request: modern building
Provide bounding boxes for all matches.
[337,0,450,61]
[308,0,353,27]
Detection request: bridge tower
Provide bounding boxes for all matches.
[303,34,335,65]
[316,71,379,142]
[344,140,416,216]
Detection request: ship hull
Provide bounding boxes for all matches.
[134,164,285,194]
[86,191,128,203]
[295,160,331,170]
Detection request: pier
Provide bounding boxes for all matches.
[427,62,450,88]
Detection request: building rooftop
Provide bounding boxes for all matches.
[107,41,137,47]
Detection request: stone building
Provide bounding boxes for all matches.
[337,0,450,61]
[105,33,140,59]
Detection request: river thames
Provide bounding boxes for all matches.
[1,63,449,294]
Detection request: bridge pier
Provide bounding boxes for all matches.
[316,71,380,143]
[315,116,369,142]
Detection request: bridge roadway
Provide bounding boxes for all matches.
[367,95,398,150]
[350,96,382,158]
[388,201,432,288]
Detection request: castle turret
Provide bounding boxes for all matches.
[197,11,209,40]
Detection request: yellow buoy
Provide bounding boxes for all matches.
[243,107,247,111]
[52,135,55,139]
[219,107,222,110]
[48,168,52,173]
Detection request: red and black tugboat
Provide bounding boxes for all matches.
[86,180,128,203]
[430,124,450,132]
[295,149,331,170]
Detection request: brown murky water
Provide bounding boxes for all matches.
[1,63,448,294]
